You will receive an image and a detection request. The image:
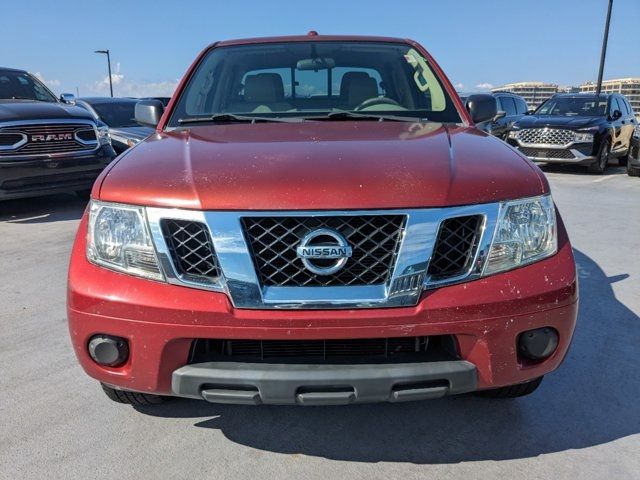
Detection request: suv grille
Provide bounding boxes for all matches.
[516,128,575,147]
[162,220,221,280]
[241,215,406,287]
[0,123,97,156]
[427,215,482,279]
[518,147,575,159]
[189,335,459,364]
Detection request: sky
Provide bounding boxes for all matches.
[1,0,638,97]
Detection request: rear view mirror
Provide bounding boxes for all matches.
[494,110,507,122]
[296,57,336,71]
[60,93,75,105]
[135,99,164,128]
[466,94,498,124]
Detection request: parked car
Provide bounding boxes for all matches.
[76,97,154,154]
[507,93,637,174]
[461,91,528,139]
[141,96,171,107]
[627,124,640,177]
[0,67,116,200]
[68,34,577,407]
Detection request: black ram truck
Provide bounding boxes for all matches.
[0,67,116,200]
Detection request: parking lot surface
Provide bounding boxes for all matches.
[1,165,638,480]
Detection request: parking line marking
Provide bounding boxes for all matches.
[593,175,616,183]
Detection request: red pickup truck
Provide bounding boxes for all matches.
[67,34,578,406]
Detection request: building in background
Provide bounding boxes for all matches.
[580,78,640,113]
[491,82,560,108]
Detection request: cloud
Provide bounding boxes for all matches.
[33,72,61,90]
[87,63,178,97]
[454,82,465,90]
[475,82,494,90]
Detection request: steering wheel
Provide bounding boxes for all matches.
[354,97,402,111]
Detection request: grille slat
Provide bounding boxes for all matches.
[162,220,221,281]
[427,215,482,279]
[518,147,575,159]
[516,128,575,146]
[242,215,406,287]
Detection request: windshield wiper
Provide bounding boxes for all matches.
[309,110,428,122]
[178,113,303,124]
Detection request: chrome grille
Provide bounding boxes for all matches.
[242,215,406,287]
[162,220,221,280]
[517,128,575,147]
[427,215,482,279]
[0,123,97,156]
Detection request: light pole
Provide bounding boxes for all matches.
[596,0,613,95]
[94,49,113,97]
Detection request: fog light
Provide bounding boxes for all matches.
[518,327,558,360]
[88,334,129,367]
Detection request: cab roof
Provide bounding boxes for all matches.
[213,33,414,48]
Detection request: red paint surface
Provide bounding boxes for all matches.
[75,35,576,397]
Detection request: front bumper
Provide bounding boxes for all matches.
[68,213,578,402]
[507,140,596,165]
[0,145,116,200]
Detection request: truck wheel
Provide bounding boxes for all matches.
[587,140,610,174]
[101,383,167,406]
[628,161,640,177]
[476,376,543,398]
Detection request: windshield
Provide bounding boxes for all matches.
[535,97,607,117]
[0,70,57,102]
[168,41,461,126]
[90,101,140,127]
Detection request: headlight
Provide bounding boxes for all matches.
[484,194,557,275]
[574,132,594,143]
[97,125,111,145]
[634,124,640,139]
[87,201,164,281]
[507,130,518,139]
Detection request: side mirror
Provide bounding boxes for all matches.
[60,93,76,105]
[135,99,164,128]
[466,94,498,124]
[493,110,507,122]
[610,109,622,120]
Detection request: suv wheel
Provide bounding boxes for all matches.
[587,139,610,174]
[476,376,543,398]
[101,383,167,406]
[628,160,640,177]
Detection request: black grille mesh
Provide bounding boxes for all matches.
[427,215,481,279]
[162,220,221,280]
[518,147,575,159]
[241,215,406,287]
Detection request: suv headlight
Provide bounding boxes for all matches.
[574,132,594,143]
[484,194,557,275]
[97,125,111,145]
[87,201,164,281]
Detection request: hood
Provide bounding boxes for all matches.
[109,126,154,142]
[0,100,96,123]
[515,114,605,129]
[98,121,546,210]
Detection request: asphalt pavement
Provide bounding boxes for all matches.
[1,164,638,480]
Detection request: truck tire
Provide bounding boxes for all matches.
[101,383,167,406]
[476,376,543,398]
[587,139,610,174]
[628,161,640,177]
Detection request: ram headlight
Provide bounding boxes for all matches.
[484,194,557,275]
[96,125,111,145]
[87,201,163,280]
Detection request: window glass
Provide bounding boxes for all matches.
[500,96,517,115]
[170,41,461,124]
[536,97,607,116]
[610,97,621,114]
[515,97,528,114]
[0,71,57,102]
